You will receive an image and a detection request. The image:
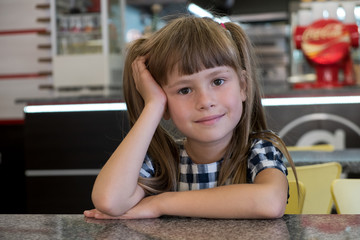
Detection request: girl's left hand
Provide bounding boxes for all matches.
[84,195,162,220]
[118,195,161,219]
[84,208,123,219]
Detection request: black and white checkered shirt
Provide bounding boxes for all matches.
[139,138,288,191]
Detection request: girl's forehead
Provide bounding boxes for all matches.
[169,62,206,76]
[165,65,237,84]
[150,40,241,85]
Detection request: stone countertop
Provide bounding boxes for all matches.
[0,214,360,239]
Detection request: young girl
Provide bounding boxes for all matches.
[84,16,297,219]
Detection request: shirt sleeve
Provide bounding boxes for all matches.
[247,139,288,183]
[139,154,155,178]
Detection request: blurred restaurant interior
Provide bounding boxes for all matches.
[1,0,360,217]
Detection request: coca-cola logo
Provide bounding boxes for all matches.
[303,22,343,43]
[301,19,350,65]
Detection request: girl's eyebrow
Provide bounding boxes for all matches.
[166,68,229,89]
[166,79,192,89]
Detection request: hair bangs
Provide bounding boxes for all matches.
[177,37,239,77]
[147,17,240,85]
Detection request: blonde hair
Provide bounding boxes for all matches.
[123,16,297,194]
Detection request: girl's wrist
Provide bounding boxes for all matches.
[156,191,175,217]
[143,99,167,117]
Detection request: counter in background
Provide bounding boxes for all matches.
[289,149,360,176]
[0,214,359,239]
[24,106,129,214]
[21,93,360,214]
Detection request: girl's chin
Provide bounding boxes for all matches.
[184,133,233,145]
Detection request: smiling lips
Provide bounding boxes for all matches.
[195,114,225,125]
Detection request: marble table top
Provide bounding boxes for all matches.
[0,214,360,239]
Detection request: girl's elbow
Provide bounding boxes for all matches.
[261,199,286,219]
[260,187,288,219]
[92,193,126,217]
[264,204,285,219]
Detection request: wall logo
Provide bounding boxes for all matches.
[278,113,360,150]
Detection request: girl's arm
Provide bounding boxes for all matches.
[159,168,288,219]
[118,168,288,219]
[91,57,167,216]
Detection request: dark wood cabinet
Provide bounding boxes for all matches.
[0,123,26,213]
[24,109,129,213]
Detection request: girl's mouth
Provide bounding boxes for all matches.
[195,114,225,125]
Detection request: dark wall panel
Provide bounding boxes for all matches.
[25,110,129,213]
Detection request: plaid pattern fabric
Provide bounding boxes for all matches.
[139,138,287,191]
[178,147,222,191]
[139,155,155,178]
[247,139,288,183]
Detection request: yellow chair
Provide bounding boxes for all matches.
[287,162,342,214]
[285,180,306,214]
[331,179,360,214]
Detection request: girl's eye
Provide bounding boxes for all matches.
[213,78,225,86]
[178,87,191,95]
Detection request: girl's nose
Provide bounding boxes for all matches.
[196,90,215,110]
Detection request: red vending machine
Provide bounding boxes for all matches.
[292,1,359,88]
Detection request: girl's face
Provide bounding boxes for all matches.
[162,66,246,146]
